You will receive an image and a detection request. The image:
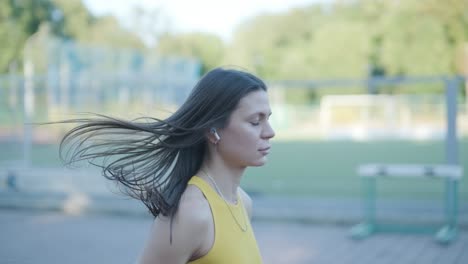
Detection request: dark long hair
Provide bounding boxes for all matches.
[59,67,267,218]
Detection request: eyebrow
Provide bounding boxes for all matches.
[248,112,272,118]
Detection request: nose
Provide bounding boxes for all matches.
[262,120,275,139]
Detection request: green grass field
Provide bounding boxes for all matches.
[1,139,467,200]
[243,140,468,200]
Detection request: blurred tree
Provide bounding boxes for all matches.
[310,20,371,79]
[357,0,386,78]
[378,0,452,76]
[2,0,467,91]
[0,0,63,72]
[227,6,325,79]
[0,0,145,73]
[84,15,144,49]
[52,0,90,39]
[422,0,468,99]
[0,1,22,73]
[422,0,468,58]
[53,0,144,49]
[130,5,170,47]
[228,0,466,81]
[156,32,225,74]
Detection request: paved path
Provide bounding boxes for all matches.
[1,191,467,226]
[1,210,467,264]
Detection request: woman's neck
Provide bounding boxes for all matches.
[200,160,245,204]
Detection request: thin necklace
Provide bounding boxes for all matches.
[201,169,248,232]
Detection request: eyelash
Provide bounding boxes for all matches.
[251,114,271,126]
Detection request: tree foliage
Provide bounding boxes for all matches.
[1,0,467,81]
[156,32,224,74]
[223,0,468,80]
[0,0,144,73]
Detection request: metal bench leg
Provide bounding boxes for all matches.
[435,179,458,244]
[350,177,376,239]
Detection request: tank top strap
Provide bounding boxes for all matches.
[188,176,242,208]
[188,176,220,202]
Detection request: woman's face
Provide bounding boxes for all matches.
[217,90,275,168]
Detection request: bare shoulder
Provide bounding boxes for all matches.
[137,185,212,264]
[239,187,253,220]
[179,184,213,225]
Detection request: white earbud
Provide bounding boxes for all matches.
[210,128,221,141]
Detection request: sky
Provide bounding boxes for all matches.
[82,0,330,43]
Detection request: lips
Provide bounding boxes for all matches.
[258,146,271,152]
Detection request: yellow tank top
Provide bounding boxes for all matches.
[187,176,263,264]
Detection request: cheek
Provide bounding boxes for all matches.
[233,125,260,146]
[220,126,260,157]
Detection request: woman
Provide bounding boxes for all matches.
[60,67,275,263]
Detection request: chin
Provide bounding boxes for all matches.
[250,157,268,167]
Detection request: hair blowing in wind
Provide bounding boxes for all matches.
[58,68,267,218]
